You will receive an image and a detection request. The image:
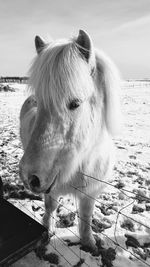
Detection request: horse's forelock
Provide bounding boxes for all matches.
[28,40,95,115]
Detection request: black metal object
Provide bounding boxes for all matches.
[0,197,48,266]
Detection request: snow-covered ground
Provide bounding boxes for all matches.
[0,81,150,267]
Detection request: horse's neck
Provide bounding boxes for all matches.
[82,128,114,179]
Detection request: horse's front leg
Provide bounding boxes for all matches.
[35,194,58,256]
[79,196,96,252]
[43,193,58,232]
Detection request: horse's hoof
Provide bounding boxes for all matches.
[80,243,99,256]
[34,231,50,259]
[35,243,47,259]
[80,235,104,256]
[80,237,98,255]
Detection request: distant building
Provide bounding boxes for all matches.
[0,77,28,83]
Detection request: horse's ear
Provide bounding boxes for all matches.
[35,36,46,54]
[75,30,95,71]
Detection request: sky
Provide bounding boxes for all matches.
[0,0,150,79]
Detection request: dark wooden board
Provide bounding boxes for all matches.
[0,198,48,266]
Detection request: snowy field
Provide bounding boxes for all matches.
[0,81,150,267]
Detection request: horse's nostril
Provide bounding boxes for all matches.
[29,175,40,188]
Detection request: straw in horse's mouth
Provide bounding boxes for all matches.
[46,174,57,194]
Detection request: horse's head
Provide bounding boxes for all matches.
[19,30,121,194]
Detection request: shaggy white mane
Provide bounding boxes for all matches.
[28,37,121,135]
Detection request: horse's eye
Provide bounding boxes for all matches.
[68,99,80,110]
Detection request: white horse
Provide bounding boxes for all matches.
[19,30,121,253]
